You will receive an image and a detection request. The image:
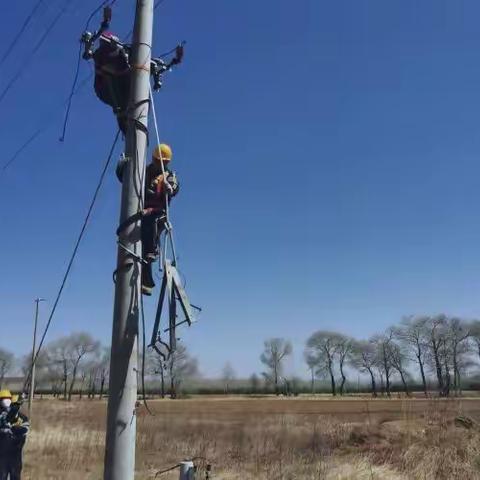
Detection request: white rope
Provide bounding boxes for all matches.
[149,83,178,265]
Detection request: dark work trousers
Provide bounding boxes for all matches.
[0,450,22,480]
[94,76,130,135]
[141,214,166,289]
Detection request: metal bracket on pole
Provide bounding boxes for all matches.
[80,6,112,60]
[149,260,196,355]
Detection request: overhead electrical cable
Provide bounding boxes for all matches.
[0,0,45,68]
[0,0,75,105]
[1,72,92,176]
[22,129,121,393]
[59,43,84,142]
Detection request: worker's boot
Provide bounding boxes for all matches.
[141,263,155,296]
[145,252,158,263]
[141,285,153,296]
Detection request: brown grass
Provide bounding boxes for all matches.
[21,396,480,479]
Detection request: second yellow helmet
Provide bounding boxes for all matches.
[152,143,172,164]
[0,390,12,399]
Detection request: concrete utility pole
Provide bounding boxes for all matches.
[104,1,154,479]
[28,297,44,417]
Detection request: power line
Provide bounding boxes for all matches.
[0,0,75,105]
[22,128,121,393]
[0,0,45,68]
[59,43,83,142]
[1,72,92,176]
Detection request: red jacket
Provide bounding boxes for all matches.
[144,163,179,213]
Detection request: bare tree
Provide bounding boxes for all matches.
[21,351,50,397]
[166,344,198,399]
[65,333,100,401]
[46,337,71,399]
[97,348,110,399]
[469,320,480,362]
[249,373,260,394]
[304,351,317,395]
[84,359,99,399]
[41,352,64,398]
[420,315,471,397]
[446,317,470,396]
[305,331,340,396]
[0,348,14,388]
[260,338,292,395]
[371,332,394,398]
[221,362,235,395]
[146,348,165,398]
[335,335,353,395]
[350,340,378,397]
[424,315,447,394]
[389,342,410,396]
[395,316,429,396]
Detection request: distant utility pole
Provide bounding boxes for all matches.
[28,297,44,417]
[104,1,154,479]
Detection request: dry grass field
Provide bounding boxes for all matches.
[20,395,480,479]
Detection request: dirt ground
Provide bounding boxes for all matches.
[20,395,480,479]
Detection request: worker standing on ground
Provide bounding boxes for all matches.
[0,390,29,480]
[141,143,179,295]
[93,32,131,134]
[116,143,179,295]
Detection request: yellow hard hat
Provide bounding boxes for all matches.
[11,395,19,403]
[0,390,12,399]
[152,143,172,164]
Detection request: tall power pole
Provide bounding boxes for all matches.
[28,297,44,417]
[104,1,154,479]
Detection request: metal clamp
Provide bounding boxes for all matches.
[80,6,112,60]
[118,241,147,264]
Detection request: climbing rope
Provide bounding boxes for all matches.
[149,83,178,266]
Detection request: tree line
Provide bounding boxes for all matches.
[254,315,480,397]
[3,314,480,399]
[261,315,480,397]
[0,332,200,400]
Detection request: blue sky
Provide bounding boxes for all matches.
[2,0,480,378]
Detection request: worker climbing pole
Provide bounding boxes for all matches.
[79,2,198,479]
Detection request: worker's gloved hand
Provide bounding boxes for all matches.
[163,179,174,196]
[166,173,179,196]
[152,174,163,187]
[0,425,12,435]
